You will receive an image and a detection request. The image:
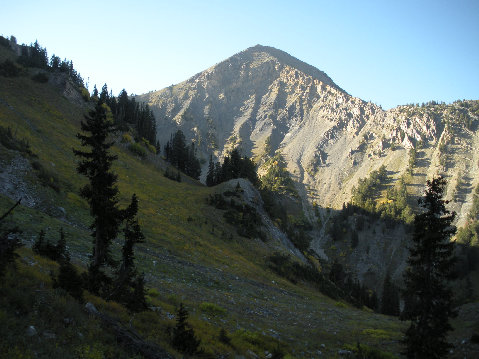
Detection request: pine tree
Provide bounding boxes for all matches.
[171,130,187,171]
[401,176,457,358]
[73,100,121,294]
[32,229,46,254]
[171,303,201,354]
[381,272,400,316]
[54,260,84,301]
[92,84,98,99]
[0,221,21,278]
[206,154,215,186]
[99,83,109,103]
[55,227,70,262]
[111,194,147,311]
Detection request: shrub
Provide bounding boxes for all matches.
[199,302,227,317]
[0,125,33,155]
[80,87,90,101]
[121,133,134,144]
[32,228,70,263]
[0,226,22,278]
[128,142,146,158]
[0,59,22,77]
[53,261,84,302]
[31,159,61,192]
[141,138,156,154]
[344,342,396,359]
[31,72,49,83]
[164,167,181,182]
[0,35,10,48]
[219,328,231,345]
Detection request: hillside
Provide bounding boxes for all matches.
[0,39,415,358]
[137,44,479,295]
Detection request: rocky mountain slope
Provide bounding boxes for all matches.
[139,45,478,222]
[138,44,479,292]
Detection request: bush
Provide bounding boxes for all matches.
[344,342,396,359]
[0,59,22,77]
[164,167,181,182]
[0,226,22,278]
[80,87,90,102]
[53,261,84,301]
[0,126,33,155]
[31,160,61,192]
[121,133,134,144]
[31,72,49,83]
[141,138,156,154]
[32,228,70,263]
[199,302,226,317]
[0,36,10,48]
[219,328,231,345]
[128,142,146,158]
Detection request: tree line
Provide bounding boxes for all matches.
[4,37,85,88]
[164,130,201,180]
[96,85,158,147]
[206,148,258,186]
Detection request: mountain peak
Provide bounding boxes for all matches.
[235,44,344,92]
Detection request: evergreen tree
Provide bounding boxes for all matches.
[0,223,21,278]
[214,161,222,184]
[32,229,46,254]
[49,54,60,69]
[164,130,201,180]
[164,139,171,161]
[73,100,121,294]
[401,176,457,358]
[171,130,187,171]
[55,227,70,262]
[186,141,201,179]
[53,260,84,301]
[369,290,379,311]
[92,84,98,99]
[329,259,345,286]
[381,272,400,316]
[171,303,201,354]
[111,194,148,311]
[99,83,109,103]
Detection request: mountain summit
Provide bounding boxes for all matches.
[237,44,344,91]
[137,43,352,164]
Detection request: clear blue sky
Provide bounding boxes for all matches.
[1,0,478,109]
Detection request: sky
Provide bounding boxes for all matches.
[1,0,478,109]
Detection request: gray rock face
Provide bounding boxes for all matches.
[138,46,478,223]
